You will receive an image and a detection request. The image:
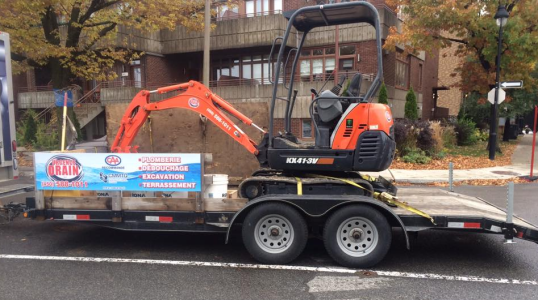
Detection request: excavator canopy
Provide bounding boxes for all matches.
[283,2,379,32]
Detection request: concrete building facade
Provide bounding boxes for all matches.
[16,0,440,142]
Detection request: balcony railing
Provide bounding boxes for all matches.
[213,10,283,22]
[101,72,375,90]
[18,85,53,93]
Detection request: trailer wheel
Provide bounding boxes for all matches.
[242,203,308,264]
[323,205,391,268]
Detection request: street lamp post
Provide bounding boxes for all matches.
[489,5,509,160]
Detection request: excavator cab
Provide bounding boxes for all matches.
[258,1,396,173]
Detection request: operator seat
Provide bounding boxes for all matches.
[344,72,362,98]
[314,72,363,148]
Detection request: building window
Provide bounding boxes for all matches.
[130,60,142,88]
[212,54,275,86]
[245,0,282,17]
[216,5,239,21]
[418,63,423,90]
[299,45,358,82]
[299,47,337,82]
[302,119,312,138]
[395,51,409,89]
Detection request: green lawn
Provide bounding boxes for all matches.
[445,139,519,157]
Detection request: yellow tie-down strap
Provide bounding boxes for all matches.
[295,177,303,196]
[308,174,436,225]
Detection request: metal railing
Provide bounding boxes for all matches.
[35,84,101,120]
[214,10,283,22]
[18,85,53,93]
[99,72,376,91]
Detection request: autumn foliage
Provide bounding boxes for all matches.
[385,0,538,94]
[0,0,213,88]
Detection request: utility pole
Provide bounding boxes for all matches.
[203,0,211,86]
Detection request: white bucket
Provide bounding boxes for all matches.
[204,174,229,198]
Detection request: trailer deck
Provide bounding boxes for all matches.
[25,187,538,244]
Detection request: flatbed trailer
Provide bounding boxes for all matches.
[23,152,538,268]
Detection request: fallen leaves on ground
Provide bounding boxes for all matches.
[18,154,33,167]
[395,177,537,187]
[391,142,519,170]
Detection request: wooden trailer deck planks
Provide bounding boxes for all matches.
[395,187,538,230]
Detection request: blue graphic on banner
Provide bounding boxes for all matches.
[54,89,74,107]
[34,153,201,191]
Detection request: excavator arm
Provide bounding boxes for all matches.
[111,81,265,154]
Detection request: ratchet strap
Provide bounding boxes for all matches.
[295,177,303,196]
[305,174,436,225]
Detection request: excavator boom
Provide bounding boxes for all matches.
[111,81,264,155]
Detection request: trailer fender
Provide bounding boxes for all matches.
[225,195,410,250]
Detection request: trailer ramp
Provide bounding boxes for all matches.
[395,188,538,243]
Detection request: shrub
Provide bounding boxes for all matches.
[23,110,38,145]
[34,121,59,151]
[442,125,457,147]
[404,87,418,120]
[474,128,489,142]
[402,149,431,164]
[415,120,436,155]
[430,121,444,153]
[394,119,417,156]
[394,119,437,156]
[455,118,478,146]
[378,82,388,104]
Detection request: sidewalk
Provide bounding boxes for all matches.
[369,134,538,183]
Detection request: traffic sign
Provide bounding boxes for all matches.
[501,81,523,89]
[488,88,506,105]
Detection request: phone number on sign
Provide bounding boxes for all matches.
[41,181,88,188]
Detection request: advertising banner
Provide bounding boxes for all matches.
[34,153,201,191]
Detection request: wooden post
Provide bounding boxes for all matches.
[531,105,537,178]
[203,0,211,86]
[110,191,122,222]
[196,153,205,213]
[60,92,68,151]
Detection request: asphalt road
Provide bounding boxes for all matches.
[1,178,537,299]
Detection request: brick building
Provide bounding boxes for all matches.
[16,0,439,141]
[436,33,464,118]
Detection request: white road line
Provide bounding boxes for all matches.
[1,254,537,286]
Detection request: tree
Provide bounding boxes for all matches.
[0,0,211,89]
[404,86,418,120]
[23,110,38,145]
[385,0,538,95]
[378,82,389,104]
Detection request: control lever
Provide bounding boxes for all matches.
[330,75,346,95]
[310,88,318,97]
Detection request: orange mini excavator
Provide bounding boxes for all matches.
[111,1,396,199]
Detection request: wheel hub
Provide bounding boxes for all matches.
[336,217,378,257]
[269,225,281,237]
[350,228,363,241]
[254,214,294,254]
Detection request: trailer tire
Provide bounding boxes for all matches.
[242,203,308,264]
[323,204,391,268]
